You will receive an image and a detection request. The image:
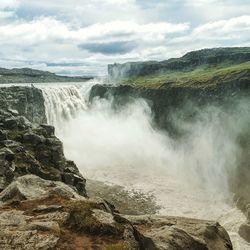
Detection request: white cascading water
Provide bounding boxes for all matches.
[39,80,97,129]
[42,86,86,128]
[38,81,250,250]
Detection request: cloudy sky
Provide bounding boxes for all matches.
[0,0,249,76]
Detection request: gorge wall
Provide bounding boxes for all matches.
[89,80,250,133]
[89,79,250,222]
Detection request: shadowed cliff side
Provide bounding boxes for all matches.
[0,86,47,125]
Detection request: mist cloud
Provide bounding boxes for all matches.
[56,96,249,202]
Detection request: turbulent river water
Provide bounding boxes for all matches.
[18,81,250,249]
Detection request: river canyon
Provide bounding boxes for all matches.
[28,80,250,249]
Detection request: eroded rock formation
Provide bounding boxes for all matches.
[0,108,86,196]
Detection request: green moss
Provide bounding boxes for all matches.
[121,62,250,89]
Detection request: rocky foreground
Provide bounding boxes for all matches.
[0,87,234,249]
[0,175,233,250]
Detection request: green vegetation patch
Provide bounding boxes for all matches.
[122,62,250,89]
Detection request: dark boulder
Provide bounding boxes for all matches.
[239,223,250,243]
[23,132,45,145]
[64,160,81,175]
[0,148,15,162]
[0,130,8,141]
[0,148,15,190]
[3,116,32,130]
[40,124,55,137]
[4,118,19,129]
[0,140,21,148]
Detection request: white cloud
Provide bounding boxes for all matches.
[183,0,250,21]
[0,16,189,74]
[0,0,19,19]
[184,0,217,7]
[93,0,136,5]
[0,17,189,45]
[0,11,14,19]
[0,0,19,10]
[194,15,250,35]
[76,21,189,42]
[0,0,249,75]
[19,0,140,26]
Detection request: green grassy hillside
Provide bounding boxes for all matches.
[122,62,250,89]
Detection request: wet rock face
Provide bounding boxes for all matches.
[0,109,86,196]
[0,86,46,125]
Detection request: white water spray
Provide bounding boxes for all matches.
[38,81,250,250]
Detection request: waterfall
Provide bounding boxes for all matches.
[38,80,98,129]
[41,85,86,128]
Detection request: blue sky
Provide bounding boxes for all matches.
[0,0,249,76]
